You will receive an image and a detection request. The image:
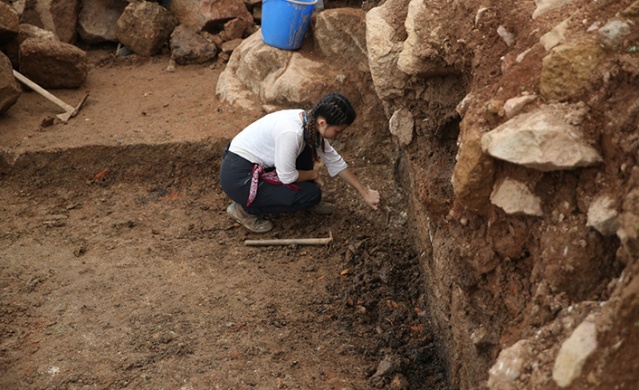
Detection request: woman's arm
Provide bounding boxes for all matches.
[337,168,380,210]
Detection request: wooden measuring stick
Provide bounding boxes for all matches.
[244,230,333,246]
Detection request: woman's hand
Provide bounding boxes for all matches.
[298,169,324,187]
[337,168,381,210]
[297,169,320,182]
[363,187,381,210]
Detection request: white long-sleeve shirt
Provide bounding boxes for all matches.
[228,109,348,184]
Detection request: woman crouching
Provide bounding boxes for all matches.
[219,93,381,233]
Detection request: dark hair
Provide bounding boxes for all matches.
[303,93,356,160]
[310,93,357,126]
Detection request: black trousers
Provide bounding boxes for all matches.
[219,146,321,215]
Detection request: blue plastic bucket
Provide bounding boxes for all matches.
[261,0,318,50]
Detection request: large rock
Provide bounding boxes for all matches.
[217,31,290,108]
[262,53,326,105]
[19,37,87,88]
[0,1,20,46]
[216,32,282,110]
[539,38,606,101]
[314,8,368,73]
[77,0,128,44]
[397,0,457,77]
[365,0,410,100]
[452,121,495,212]
[217,30,364,110]
[116,1,178,57]
[481,105,603,171]
[0,51,20,114]
[170,24,218,65]
[168,0,253,31]
[220,16,252,41]
[3,23,58,69]
[20,0,80,43]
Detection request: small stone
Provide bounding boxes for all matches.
[599,20,631,50]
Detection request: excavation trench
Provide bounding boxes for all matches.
[0,141,450,389]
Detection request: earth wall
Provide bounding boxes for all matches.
[376,0,639,388]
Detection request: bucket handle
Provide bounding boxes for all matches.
[285,0,318,4]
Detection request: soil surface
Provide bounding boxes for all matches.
[0,49,448,389]
[6,1,639,388]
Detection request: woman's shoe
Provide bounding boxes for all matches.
[226,202,273,233]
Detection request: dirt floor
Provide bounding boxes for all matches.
[0,49,448,389]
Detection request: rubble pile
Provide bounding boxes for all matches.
[0,0,262,113]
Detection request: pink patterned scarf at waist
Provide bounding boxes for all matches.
[247,164,301,207]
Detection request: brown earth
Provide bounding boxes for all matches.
[3,0,639,389]
[0,48,447,389]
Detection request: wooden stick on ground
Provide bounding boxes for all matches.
[244,230,333,246]
[12,70,88,123]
